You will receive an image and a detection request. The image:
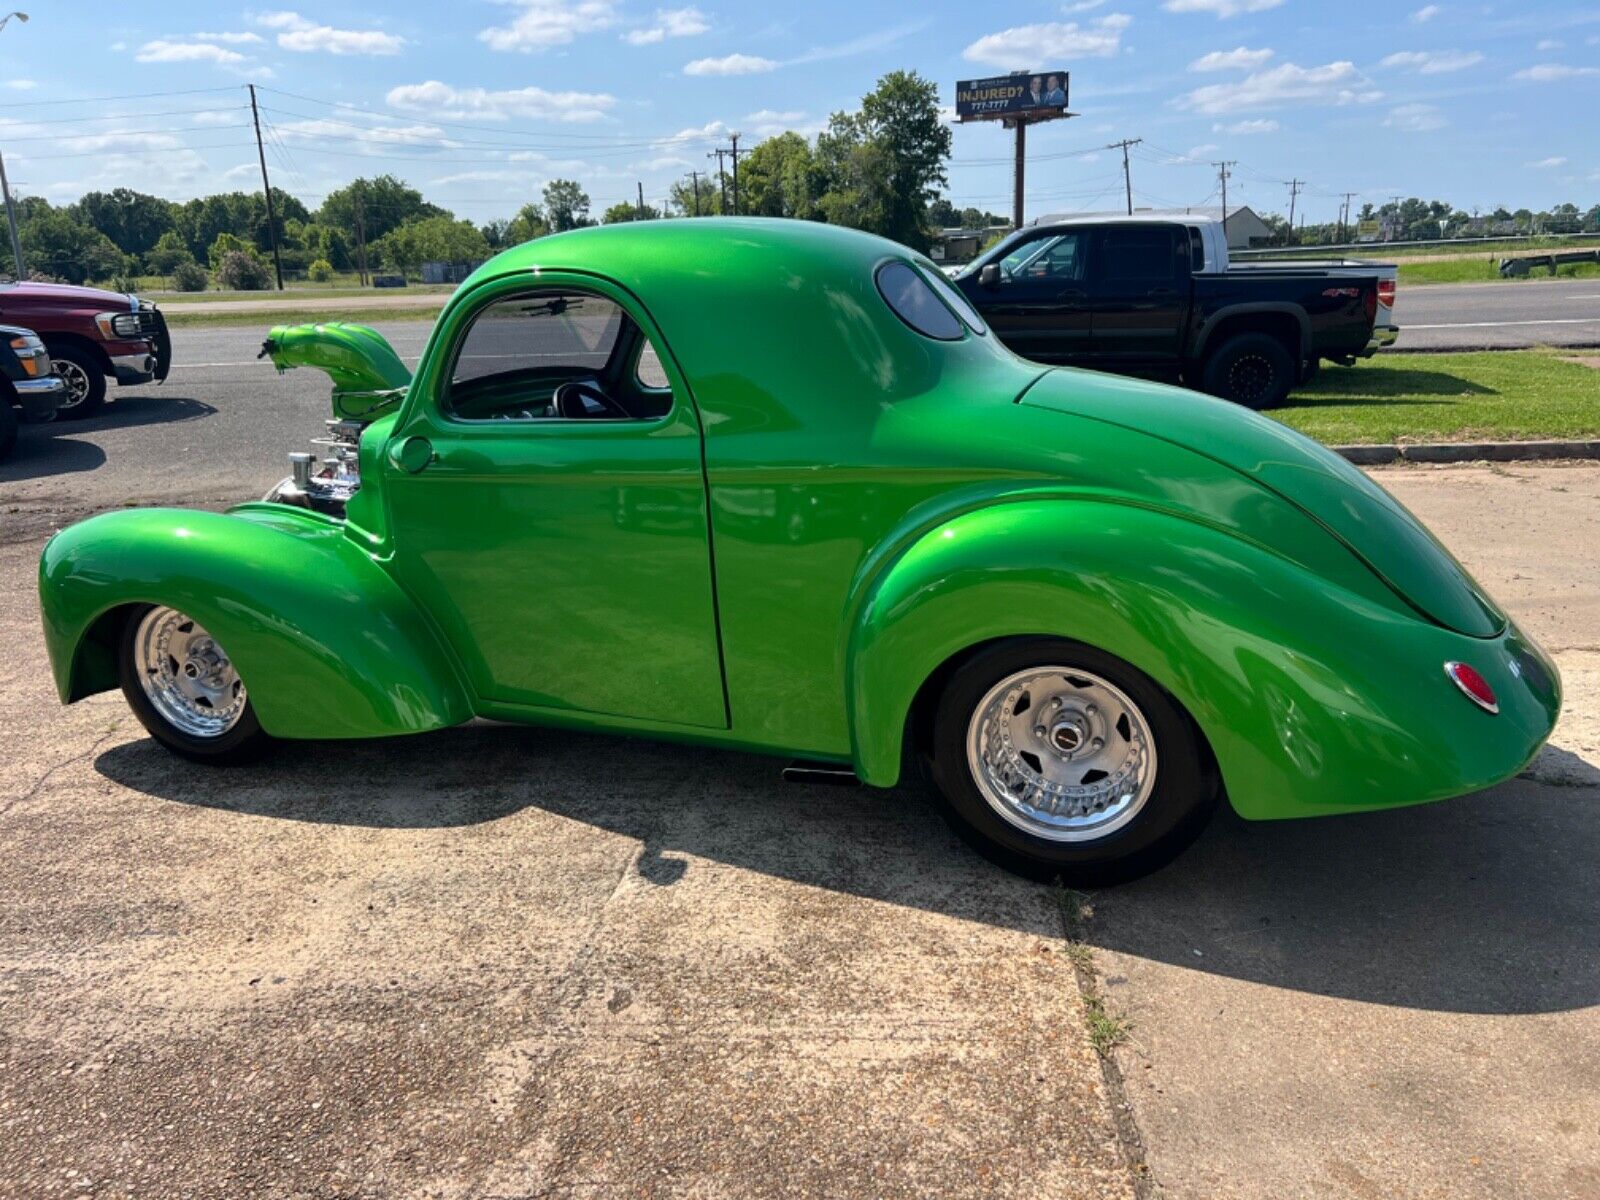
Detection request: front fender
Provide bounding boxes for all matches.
[39,505,473,739]
[846,500,1559,819]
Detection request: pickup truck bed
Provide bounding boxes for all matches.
[954,216,1398,409]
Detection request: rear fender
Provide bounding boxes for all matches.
[39,505,472,739]
[845,499,1557,819]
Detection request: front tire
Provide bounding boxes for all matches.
[0,395,16,461]
[118,605,270,764]
[928,638,1218,885]
[1200,332,1293,410]
[48,345,108,419]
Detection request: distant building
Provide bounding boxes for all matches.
[931,225,1011,265]
[1036,205,1273,249]
[421,260,486,285]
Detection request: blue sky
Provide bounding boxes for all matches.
[0,1,1595,225]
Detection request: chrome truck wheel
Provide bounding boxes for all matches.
[928,638,1218,884]
[965,666,1158,843]
[119,605,268,763]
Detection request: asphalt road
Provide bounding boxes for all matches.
[1395,276,1600,350]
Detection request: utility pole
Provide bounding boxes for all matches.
[1107,138,1142,216]
[713,134,744,214]
[354,195,369,287]
[707,149,727,213]
[247,84,285,290]
[1286,179,1302,244]
[637,180,646,220]
[0,148,22,279]
[1212,160,1235,227]
[689,170,702,216]
[1337,191,1357,244]
[1011,118,1027,231]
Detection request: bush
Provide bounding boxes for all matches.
[214,249,271,291]
[170,260,208,292]
[307,258,335,282]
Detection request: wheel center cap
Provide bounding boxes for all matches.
[1049,720,1085,754]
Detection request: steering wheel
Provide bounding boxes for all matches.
[554,379,630,420]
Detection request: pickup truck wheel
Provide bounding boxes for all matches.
[0,395,17,461]
[928,638,1219,885]
[119,604,269,765]
[1201,332,1293,411]
[49,345,107,419]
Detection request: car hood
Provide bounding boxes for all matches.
[1,280,136,309]
[1019,367,1505,637]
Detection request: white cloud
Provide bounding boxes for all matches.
[273,117,458,148]
[1383,102,1446,131]
[1379,49,1484,74]
[194,31,264,45]
[1156,142,1219,164]
[479,0,618,51]
[1190,46,1274,71]
[1178,60,1382,114]
[5,78,35,90]
[963,13,1130,67]
[1536,38,1563,51]
[1531,156,1567,167]
[1513,63,1600,81]
[133,40,246,65]
[1214,117,1279,133]
[623,6,709,45]
[1410,4,1440,22]
[1063,0,1107,10]
[1162,0,1282,17]
[63,131,186,152]
[386,79,617,122]
[255,11,404,55]
[683,52,777,75]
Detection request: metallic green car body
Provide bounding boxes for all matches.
[39,219,1559,819]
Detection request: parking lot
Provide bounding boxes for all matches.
[2,335,1598,1198]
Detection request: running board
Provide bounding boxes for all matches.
[781,760,861,787]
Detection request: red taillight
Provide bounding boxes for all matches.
[1377,278,1396,309]
[1364,287,1377,324]
[1445,662,1498,714]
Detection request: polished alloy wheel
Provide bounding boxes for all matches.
[52,358,92,410]
[965,666,1158,842]
[132,607,249,738]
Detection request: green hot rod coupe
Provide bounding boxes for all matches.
[38,220,1559,882]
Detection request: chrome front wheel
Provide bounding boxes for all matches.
[119,605,268,763]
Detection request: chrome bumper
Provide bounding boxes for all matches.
[109,351,157,386]
[11,373,68,417]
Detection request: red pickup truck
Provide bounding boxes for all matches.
[0,280,171,418]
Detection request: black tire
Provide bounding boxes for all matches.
[1200,331,1294,410]
[927,638,1219,885]
[48,344,107,419]
[0,395,16,461]
[118,604,271,765]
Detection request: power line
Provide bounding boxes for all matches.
[0,85,242,109]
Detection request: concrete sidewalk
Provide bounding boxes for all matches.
[1093,463,1600,1200]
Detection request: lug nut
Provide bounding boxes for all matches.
[1091,737,1104,750]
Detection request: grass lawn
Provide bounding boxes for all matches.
[162,305,445,329]
[1398,258,1600,285]
[1274,351,1600,445]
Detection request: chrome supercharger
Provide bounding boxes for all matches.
[263,419,364,517]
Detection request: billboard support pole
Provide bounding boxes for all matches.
[1012,119,1026,232]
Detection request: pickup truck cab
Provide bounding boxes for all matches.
[0,280,171,418]
[953,215,1398,409]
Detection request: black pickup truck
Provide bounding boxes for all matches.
[952,215,1398,409]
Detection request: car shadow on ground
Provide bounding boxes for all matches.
[95,722,1598,1016]
[1297,365,1498,401]
[2,396,216,484]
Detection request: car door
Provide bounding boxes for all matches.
[1085,225,1189,370]
[382,275,728,729]
[959,230,1091,364]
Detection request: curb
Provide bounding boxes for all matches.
[1334,440,1600,465]
[1385,342,1600,355]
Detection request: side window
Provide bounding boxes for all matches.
[999,232,1087,283]
[446,289,673,422]
[1100,227,1183,284]
[1187,226,1206,272]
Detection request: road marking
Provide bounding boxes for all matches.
[1404,318,1600,330]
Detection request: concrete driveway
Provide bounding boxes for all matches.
[2,416,1597,1195]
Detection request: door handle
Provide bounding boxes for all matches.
[389,435,435,474]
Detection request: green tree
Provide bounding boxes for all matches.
[506,202,548,244]
[215,249,272,291]
[145,229,195,274]
[72,188,178,257]
[19,208,123,284]
[542,180,593,232]
[602,200,660,223]
[740,132,821,219]
[668,173,721,217]
[207,231,257,270]
[317,175,445,246]
[374,216,490,275]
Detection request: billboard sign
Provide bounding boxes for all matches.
[955,72,1070,122]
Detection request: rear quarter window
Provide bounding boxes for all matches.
[876,261,964,341]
